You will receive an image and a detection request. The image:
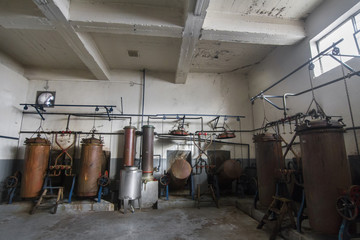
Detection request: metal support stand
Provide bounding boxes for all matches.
[121,198,141,214]
[68,175,76,203]
[297,189,308,233]
[254,190,259,209]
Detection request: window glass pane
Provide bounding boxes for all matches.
[354,12,360,30]
[318,20,357,73]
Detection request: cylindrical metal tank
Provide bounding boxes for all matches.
[253,133,284,207]
[21,136,50,198]
[169,158,192,188]
[217,159,242,186]
[77,136,103,197]
[123,126,136,167]
[119,166,142,200]
[142,125,155,181]
[296,120,351,235]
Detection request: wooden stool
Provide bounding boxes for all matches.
[31,187,64,215]
[197,184,219,209]
[257,196,296,240]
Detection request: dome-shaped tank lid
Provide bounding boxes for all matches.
[253,132,281,142]
[124,126,136,130]
[25,136,50,145]
[142,125,155,129]
[296,119,344,132]
[82,136,103,144]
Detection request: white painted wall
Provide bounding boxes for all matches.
[22,71,253,179]
[0,53,28,200]
[248,0,360,157]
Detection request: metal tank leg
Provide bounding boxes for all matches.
[68,175,76,203]
[123,199,128,214]
[138,198,141,211]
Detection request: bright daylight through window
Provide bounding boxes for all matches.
[314,11,360,76]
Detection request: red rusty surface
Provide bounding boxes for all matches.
[253,133,284,207]
[123,126,136,167]
[77,137,103,197]
[297,120,351,235]
[169,158,192,188]
[20,137,50,198]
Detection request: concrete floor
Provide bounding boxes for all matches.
[0,206,272,240]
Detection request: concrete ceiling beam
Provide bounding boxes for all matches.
[69,0,184,36]
[175,0,210,84]
[71,21,183,38]
[0,15,54,30]
[201,11,306,45]
[32,0,110,80]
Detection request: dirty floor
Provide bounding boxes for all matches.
[0,206,271,240]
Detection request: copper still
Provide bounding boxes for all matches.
[77,136,103,197]
[123,126,136,167]
[142,125,154,181]
[217,159,242,186]
[296,120,351,235]
[253,133,284,207]
[20,136,50,198]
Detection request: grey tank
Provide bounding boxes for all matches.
[119,166,142,200]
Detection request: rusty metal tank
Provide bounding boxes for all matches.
[217,159,242,186]
[123,126,136,167]
[253,133,284,207]
[142,125,154,181]
[77,136,103,197]
[20,136,50,198]
[296,120,351,235]
[169,157,192,188]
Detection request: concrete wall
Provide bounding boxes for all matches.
[248,0,360,157]
[0,54,28,200]
[21,71,253,185]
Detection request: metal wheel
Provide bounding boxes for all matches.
[336,196,358,221]
[6,176,18,188]
[349,185,360,206]
[97,175,110,187]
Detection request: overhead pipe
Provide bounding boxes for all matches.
[148,116,204,132]
[250,38,344,102]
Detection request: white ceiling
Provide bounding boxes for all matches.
[0,0,324,83]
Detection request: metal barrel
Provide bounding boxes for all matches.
[123,126,136,167]
[217,159,242,186]
[296,120,351,234]
[77,137,103,197]
[20,136,50,198]
[253,133,284,207]
[142,125,155,180]
[169,157,192,188]
[119,166,142,200]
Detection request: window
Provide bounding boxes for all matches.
[314,11,360,76]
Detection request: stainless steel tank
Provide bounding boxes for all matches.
[296,120,351,235]
[119,166,142,200]
[21,136,50,198]
[253,133,284,207]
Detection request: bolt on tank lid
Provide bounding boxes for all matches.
[24,136,51,145]
[253,132,281,142]
[295,119,344,132]
[81,136,103,144]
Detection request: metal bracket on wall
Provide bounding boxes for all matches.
[20,104,116,121]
